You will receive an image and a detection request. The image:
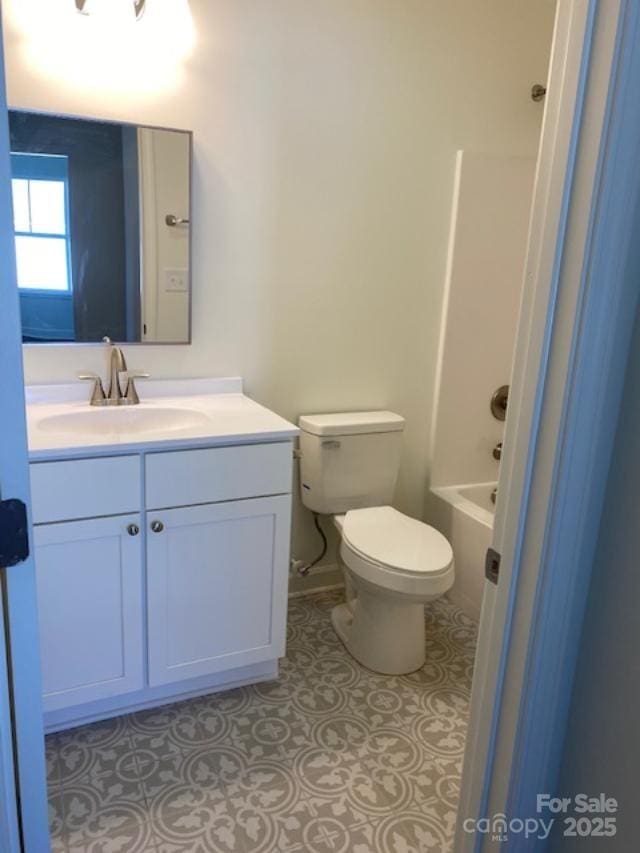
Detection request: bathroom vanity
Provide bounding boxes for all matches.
[26,378,297,732]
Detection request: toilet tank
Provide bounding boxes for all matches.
[298,411,405,515]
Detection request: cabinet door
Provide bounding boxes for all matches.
[146,496,291,686]
[34,515,144,712]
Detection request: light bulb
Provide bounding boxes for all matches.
[75,0,145,22]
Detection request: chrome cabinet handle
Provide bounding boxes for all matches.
[127,523,140,537]
[151,521,164,533]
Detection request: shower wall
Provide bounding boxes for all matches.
[426,150,536,619]
[429,150,536,489]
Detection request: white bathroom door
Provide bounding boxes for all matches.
[0,20,51,853]
[456,0,640,848]
[0,590,20,853]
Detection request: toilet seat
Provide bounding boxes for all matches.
[337,506,454,597]
[342,506,453,575]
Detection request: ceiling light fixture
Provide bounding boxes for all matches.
[75,0,146,21]
[8,0,194,96]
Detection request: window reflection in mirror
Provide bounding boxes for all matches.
[9,111,192,344]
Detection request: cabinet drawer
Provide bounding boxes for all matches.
[146,442,293,509]
[30,456,140,524]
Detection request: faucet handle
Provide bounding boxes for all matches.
[78,373,106,406]
[122,371,149,405]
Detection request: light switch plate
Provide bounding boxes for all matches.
[164,269,189,292]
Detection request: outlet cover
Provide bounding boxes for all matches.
[164,269,188,292]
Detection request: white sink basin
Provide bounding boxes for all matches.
[38,406,211,437]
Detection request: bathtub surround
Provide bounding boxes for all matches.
[427,151,536,619]
[430,151,536,490]
[1,0,555,583]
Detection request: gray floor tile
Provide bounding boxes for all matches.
[46,733,62,786]
[129,702,213,759]
[48,591,476,853]
[57,716,134,785]
[141,745,242,809]
[60,773,149,841]
[48,786,66,851]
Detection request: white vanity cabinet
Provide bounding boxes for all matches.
[34,515,144,711]
[29,439,294,731]
[144,443,292,687]
[31,456,144,715]
[146,496,290,686]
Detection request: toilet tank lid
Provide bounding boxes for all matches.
[298,411,405,436]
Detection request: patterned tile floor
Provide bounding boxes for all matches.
[46,590,477,853]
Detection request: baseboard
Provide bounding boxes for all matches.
[288,562,344,597]
[288,581,345,599]
[44,659,279,734]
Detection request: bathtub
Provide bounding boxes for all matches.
[426,482,496,621]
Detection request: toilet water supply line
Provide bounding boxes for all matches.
[294,513,328,576]
[290,447,354,612]
[291,445,329,576]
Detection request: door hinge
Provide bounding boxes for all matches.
[0,499,29,568]
[485,546,501,585]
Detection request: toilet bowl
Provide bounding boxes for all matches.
[331,506,454,675]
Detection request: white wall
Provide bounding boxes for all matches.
[430,151,536,489]
[2,0,555,574]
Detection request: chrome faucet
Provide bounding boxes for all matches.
[107,344,127,404]
[78,339,148,406]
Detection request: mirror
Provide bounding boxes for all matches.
[9,111,192,344]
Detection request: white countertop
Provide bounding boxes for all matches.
[26,378,299,461]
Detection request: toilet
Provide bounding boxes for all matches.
[298,411,454,675]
